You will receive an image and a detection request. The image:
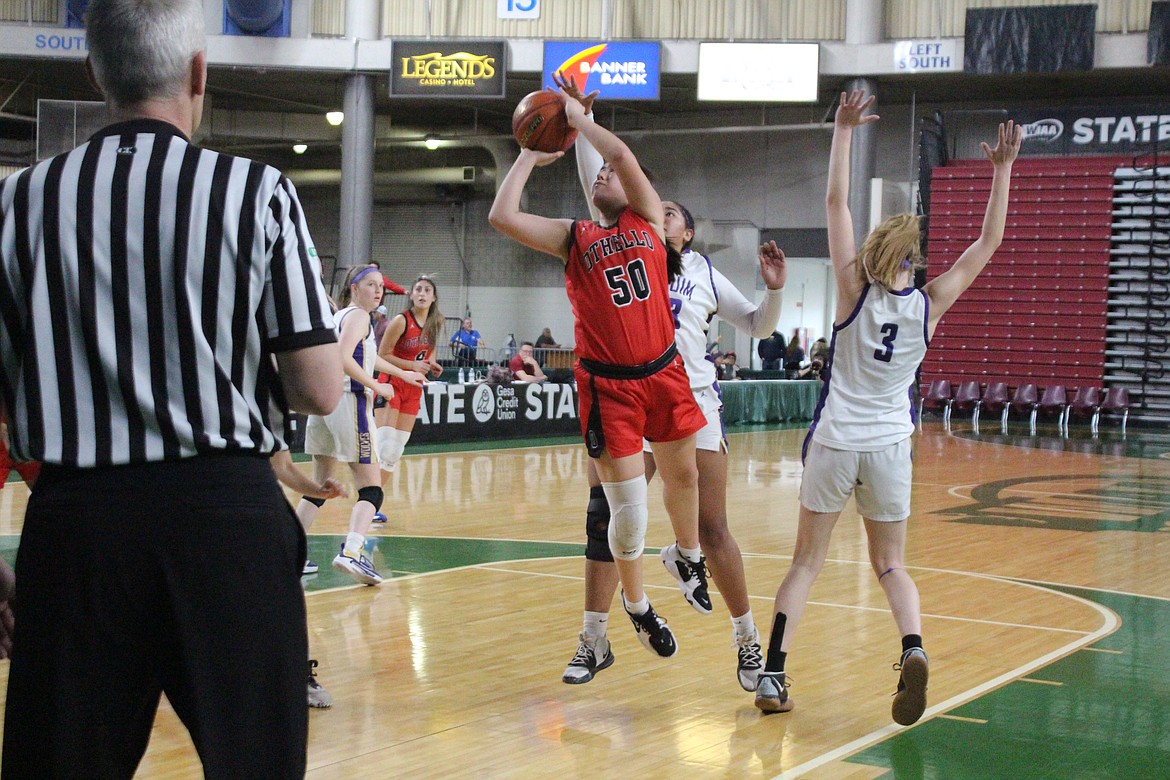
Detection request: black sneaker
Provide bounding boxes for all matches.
[562,633,615,684]
[754,671,794,713]
[660,543,713,614]
[622,592,677,657]
[735,628,764,692]
[891,648,929,725]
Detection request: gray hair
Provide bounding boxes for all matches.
[86,0,206,106]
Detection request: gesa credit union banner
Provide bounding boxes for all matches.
[542,41,660,100]
[390,40,506,97]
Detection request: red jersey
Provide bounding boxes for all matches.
[566,209,676,366]
[388,310,435,363]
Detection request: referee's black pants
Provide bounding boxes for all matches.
[2,454,308,779]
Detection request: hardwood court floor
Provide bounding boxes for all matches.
[1,422,1168,778]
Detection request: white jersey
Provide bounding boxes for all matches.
[335,305,377,394]
[811,284,928,451]
[572,125,782,390]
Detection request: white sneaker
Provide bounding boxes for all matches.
[754,671,794,713]
[307,660,333,708]
[331,547,384,585]
[302,559,319,576]
[735,628,764,692]
[562,633,615,684]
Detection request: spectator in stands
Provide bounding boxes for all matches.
[809,337,829,363]
[509,342,548,383]
[783,334,805,377]
[717,351,739,382]
[758,331,785,370]
[449,317,483,367]
[797,356,825,381]
[535,327,561,350]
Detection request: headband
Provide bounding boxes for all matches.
[350,266,379,286]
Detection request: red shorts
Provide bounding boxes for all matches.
[0,441,40,488]
[575,358,705,459]
[389,375,424,416]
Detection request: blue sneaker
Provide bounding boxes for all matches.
[331,546,384,585]
[371,512,388,524]
[302,559,319,576]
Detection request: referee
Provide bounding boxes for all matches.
[0,0,341,777]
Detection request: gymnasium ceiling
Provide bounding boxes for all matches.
[3,55,1170,177]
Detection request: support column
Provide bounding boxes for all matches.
[339,74,375,267]
[338,0,379,269]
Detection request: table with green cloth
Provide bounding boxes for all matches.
[719,379,822,424]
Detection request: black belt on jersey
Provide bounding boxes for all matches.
[577,343,678,381]
[578,343,677,459]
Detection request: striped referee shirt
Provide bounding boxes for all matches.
[0,118,337,467]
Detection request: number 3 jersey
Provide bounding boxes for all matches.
[567,209,677,366]
[811,283,929,451]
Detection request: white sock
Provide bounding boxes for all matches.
[623,593,649,616]
[344,532,365,556]
[731,610,757,640]
[583,611,608,641]
[678,544,702,563]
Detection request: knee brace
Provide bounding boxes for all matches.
[604,476,648,561]
[376,427,410,471]
[356,485,384,513]
[585,485,613,563]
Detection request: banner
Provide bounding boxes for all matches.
[542,41,660,100]
[1014,105,1170,156]
[965,6,1094,74]
[390,40,506,98]
[409,382,580,444]
[697,42,819,102]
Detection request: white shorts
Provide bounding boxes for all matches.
[304,390,377,464]
[799,437,912,522]
[643,384,726,454]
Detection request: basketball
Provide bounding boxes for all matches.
[511,90,578,153]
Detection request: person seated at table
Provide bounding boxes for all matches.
[783,334,805,377]
[509,342,548,383]
[716,351,739,382]
[797,356,826,381]
[809,336,829,364]
[535,327,561,350]
[449,317,483,367]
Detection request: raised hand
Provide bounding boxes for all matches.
[982,120,1023,167]
[835,90,879,129]
[553,70,599,115]
[758,240,788,290]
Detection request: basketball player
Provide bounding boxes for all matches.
[299,265,426,585]
[754,90,1022,724]
[490,87,708,659]
[560,79,787,688]
[372,275,445,480]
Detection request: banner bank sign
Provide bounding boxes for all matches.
[543,41,660,100]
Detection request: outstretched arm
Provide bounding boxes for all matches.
[826,90,879,320]
[924,120,1023,336]
[563,90,664,238]
[712,242,787,338]
[489,149,575,264]
[556,72,604,223]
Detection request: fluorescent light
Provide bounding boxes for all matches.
[424,134,440,150]
[325,111,344,126]
[292,143,307,154]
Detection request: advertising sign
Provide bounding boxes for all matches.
[390,40,506,98]
[542,41,661,100]
[1013,105,1170,155]
[697,42,819,102]
[893,40,958,72]
[409,382,580,444]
